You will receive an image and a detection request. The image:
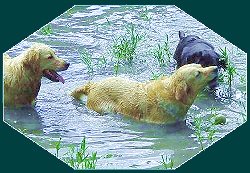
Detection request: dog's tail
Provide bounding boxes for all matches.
[71,82,93,100]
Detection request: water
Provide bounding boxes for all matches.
[3,5,247,169]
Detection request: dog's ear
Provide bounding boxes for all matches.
[175,81,188,105]
[179,31,185,39]
[23,48,41,73]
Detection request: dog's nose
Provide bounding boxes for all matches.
[65,63,70,69]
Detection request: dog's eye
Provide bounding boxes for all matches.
[195,71,201,77]
[48,56,53,59]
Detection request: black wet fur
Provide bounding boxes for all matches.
[173,31,227,89]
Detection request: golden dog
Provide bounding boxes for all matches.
[4,43,70,106]
[71,64,217,124]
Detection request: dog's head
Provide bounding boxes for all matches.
[23,43,70,83]
[178,31,227,68]
[173,64,218,104]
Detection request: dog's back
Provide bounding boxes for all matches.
[174,31,219,67]
[174,31,226,69]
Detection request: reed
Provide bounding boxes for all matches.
[41,24,53,35]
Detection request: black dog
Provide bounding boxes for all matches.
[173,31,226,88]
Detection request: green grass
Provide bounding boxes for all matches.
[79,48,94,78]
[55,137,62,158]
[41,24,53,35]
[112,24,143,75]
[193,107,226,150]
[66,8,75,16]
[103,153,113,158]
[205,108,219,141]
[152,34,172,68]
[54,137,98,170]
[219,47,237,88]
[163,35,172,63]
[160,154,174,170]
[97,55,107,69]
[193,116,204,150]
[106,18,111,25]
[150,72,164,80]
[139,6,151,21]
[153,44,166,67]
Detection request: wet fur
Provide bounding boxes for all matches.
[4,43,68,106]
[71,64,217,124]
[173,31,226,88]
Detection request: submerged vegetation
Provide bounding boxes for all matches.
[54,137,98,169]
[152,35,172,68]
[219,47,237,89]
[150,71,164,80]
[192,107,226,150]
[160,154,174,170]
[40,24,53,35]
[55,137,62,158]
[138,6,151,21]
[79,48,94,78]
[112,24,144,75]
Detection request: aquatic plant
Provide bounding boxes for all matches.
[238,100,247,122]
[205,107,219,142]
[193,107,225,150]
[160,154,174,170]
[219,47,237,88]
[66,8,74,16]
[96,55,107,70]
[55,137,62,158]
[56,137,98,169]
[79,48,94,78]
[232,94,247,122]
[163,35,172,63]
[139,6,151,21]
[193,116,204,150]
[150,72,164,80]
[152,35,172,68]
[153,44,166,68]
[103,153,113,158]
[41,24,53,35]
[113,63,119,76]
[106,18,111,25]
[112,24,143,75]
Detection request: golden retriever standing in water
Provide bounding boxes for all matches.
[4,43,70,106]
[71,64,217,124]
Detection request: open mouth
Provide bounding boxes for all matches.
[43,70,65,84]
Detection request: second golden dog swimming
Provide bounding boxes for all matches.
[71,64,218,124]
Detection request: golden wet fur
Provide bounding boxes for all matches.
[4,43,68,106]
[71,64,217,124]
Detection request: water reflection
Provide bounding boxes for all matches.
[4,107,44,134]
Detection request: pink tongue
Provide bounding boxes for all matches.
[56,75,65,84]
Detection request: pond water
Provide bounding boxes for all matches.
[3,5,247,169]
